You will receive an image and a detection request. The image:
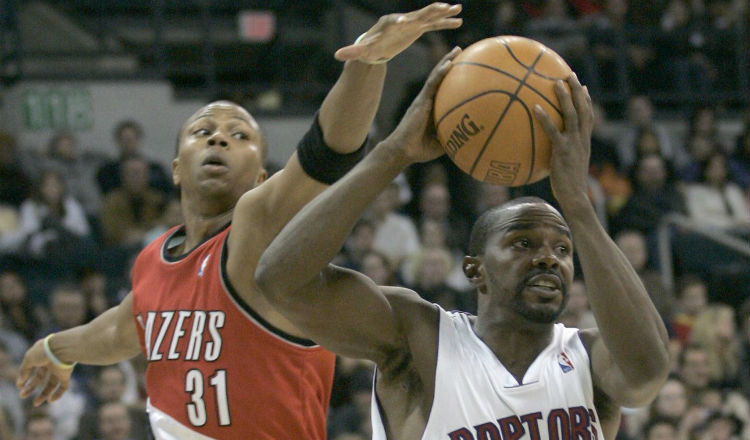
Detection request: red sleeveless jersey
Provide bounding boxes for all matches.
[131,224,335,439]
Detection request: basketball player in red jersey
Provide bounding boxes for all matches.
[16,4,463,439]
[255,52,670,439]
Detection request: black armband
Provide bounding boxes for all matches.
[297,112,368,184]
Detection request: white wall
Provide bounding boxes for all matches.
[0,80,313,170]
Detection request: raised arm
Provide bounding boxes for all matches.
[16,292,141,406]
[535,76,670,407]
[228,2,462,277]
[255,49,458,364]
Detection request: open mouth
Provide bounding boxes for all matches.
[201,154,228,172]
[525,274,562,299]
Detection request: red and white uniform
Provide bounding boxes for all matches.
[131,225,335,440]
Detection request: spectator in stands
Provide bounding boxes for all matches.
[470,182,510,225]
[44,286,89,439]
[738,298,750,399]
[366,182,420,269]
[1,169,93,269]
[96,120,172,197]
[642,416,678,440]
[729,126,750,189]
[99,156,166,248]
[671,275,709,344]
[76,268,110,320]
[557,278,597,329]
[683,151,750,234]
[623,376,689,438]
[656,0,719,94]
[415,180,470,252]
[615,95,685,173]
[328,365,373,439]
[338,219,376,271]
[23,411,54,440]
[688,304,740,388]
[492,0,525,35]
[610,153,686,237]
[0,132,32,209]
[0,271,43,342]
[96,402,136,440]
[678,343,713,404]
[38,132,102,216]
[0,339,23,437]
[586,0,656,95]
[0,313,28,365]
[43,283,88,338]
[694,411,745,440]
[359,251,399,287]
[141,197,182,247]
[614,229,674,320]
[523,0,599,94]
[76,366,147,440]
[403,245,467,312]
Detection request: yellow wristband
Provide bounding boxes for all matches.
[353,33,391,65]
[43,334,76,370]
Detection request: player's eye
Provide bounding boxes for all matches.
[193,128,210,136]
[514,238,531,248]
[556,245,569,255]
[232,132,249,140]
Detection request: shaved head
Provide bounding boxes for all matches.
[174,101,268,162]
[468,197,566,256]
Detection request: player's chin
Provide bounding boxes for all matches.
[514,299,564,324]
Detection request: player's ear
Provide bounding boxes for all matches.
[254,167,268,186]
[462,256,486,293]
[172,158,181,186]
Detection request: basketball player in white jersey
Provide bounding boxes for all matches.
[255,50,670,439]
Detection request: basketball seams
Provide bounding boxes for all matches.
[443,61,564,119]
[434,36,569,186]
[495,37,569,81]
[468,50,545,183]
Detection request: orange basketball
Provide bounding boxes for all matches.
[434,36,573,186]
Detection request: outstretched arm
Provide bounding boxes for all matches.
[229,2,462,270]
[16,292,141,406]
[535,76,670,407]
[255,49,458,364]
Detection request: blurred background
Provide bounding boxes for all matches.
[0,1,748,439]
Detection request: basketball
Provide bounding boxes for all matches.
[434,36,573,186]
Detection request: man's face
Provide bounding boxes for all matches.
[26,419,55,440]
[117,127,141,157]
[655,379,687,418]
[97,367,126,402]
[172,102,266,205]
[646,423,677,440]
[616,231,648,271]
[480,203,574,323]
[680,349,711,389]
[98,403,132,440]
[51,290,87,329]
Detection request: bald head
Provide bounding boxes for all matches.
[468,197,568,256]
[175,101,268,162]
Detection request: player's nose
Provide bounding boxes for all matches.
[207,132,228,147]
[531,247,559,269]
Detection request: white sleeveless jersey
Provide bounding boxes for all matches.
[372,307,604,440]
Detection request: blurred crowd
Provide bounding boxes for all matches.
[0,0,749,439]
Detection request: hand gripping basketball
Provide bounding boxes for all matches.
[434,36,574,186]
[385,47,461,165]
[335,3,462,64]
[534,73,594,205]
